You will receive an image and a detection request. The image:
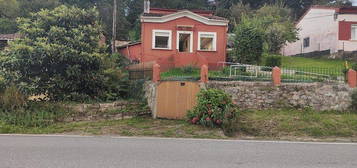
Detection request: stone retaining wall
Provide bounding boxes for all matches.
[67,101,150,121]
[144,81,354,112]
[206,81,353,111]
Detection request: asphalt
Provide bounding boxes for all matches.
[0,135,356,168]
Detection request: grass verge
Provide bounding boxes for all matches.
[1,109,357,141]
[238,109,357,138]
[0,116,226,139]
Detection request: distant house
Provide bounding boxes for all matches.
[282,6,357,57]
[0,33,20,50]
[118,0,229,71]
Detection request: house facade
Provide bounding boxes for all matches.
[119,1,228,71]
[282,6,357,56]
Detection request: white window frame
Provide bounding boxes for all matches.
[198,32,217,51]
[176,31,193,53]
[352,24,357,41]
[152,29,172,50]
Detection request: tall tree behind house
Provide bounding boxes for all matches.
[0,0,352,40]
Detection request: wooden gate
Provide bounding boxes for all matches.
[156,81,200,119]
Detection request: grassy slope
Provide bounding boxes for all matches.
[239,109,357,138]
[1,109,357,141]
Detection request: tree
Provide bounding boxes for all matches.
[0,0,20,33]
[0,0,20,18]
[1,5,107,101]
[233,16,264,64]
[0,18,18,34]
[17,0,60,17]
[256,4,298,53]
[230,2,251,24]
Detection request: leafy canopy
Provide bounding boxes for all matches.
[232,3,298,63]
[1,5,107,101]
[256,4,298,53]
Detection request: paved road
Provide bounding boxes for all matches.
[0,135,356,168]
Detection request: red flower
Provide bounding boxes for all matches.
[205,117,211,121]
[191,117,199,124]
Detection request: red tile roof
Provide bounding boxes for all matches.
[337,6,357,14]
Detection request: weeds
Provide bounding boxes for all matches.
[0,102,71,128]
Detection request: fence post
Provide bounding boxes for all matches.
[200,65,208,83]
[272,66,281,86]
[347,69,356,88]
[152,63,160,83]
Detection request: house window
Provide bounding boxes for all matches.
[198,32,217,51]
[152,30,172,49]
[352,25,357,40]
[303,37,310,48]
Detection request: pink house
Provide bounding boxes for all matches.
[282,5,357,56]
[118,0,228,71]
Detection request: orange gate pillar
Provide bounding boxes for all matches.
[200,65,208,83]
[153,63,161,83]
[272,66,281,86]
[348,69,357,88]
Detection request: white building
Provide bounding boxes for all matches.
[282,6,357,56]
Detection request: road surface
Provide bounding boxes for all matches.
[0,135,356,168]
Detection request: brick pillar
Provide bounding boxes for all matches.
[200,65,208,83]
[347,69,357,88]
[152,63,160,83]
[272,66,281,86]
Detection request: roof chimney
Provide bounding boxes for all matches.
[144,0,150,13]
[352,0,357,6]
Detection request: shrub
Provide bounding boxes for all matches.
[126,80,146,101]
[100,53,130,101]
[1,5,107,101]
[351,63,357,71]
[265,55,282,67]
[0,76,5,93]
[222,66,231,75]
[351,90,357,112]
[187,89,238,136]
[0,86,27,110]
[181,65,198,74]
[221,115,240,137]
[233,17,264,65]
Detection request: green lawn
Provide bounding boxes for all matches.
[280,56,346,69]
[161,57,347,80]
[160,67,200,80]
[279,56,347,79]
